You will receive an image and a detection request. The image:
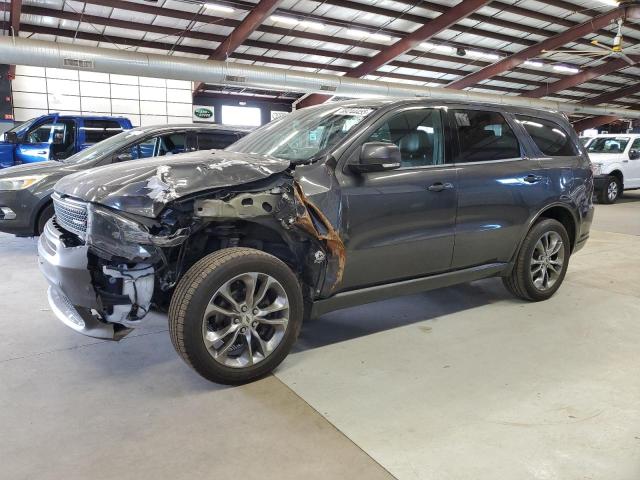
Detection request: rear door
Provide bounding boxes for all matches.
[447,108,548,269]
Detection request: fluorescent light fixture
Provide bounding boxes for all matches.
[270,15,299,25]
[524,60,544,68]
[421,42,455,54]
[299,20,325,30]
[553,64,580,73]
[346,29,391,42]
[203,3,234,13]
[468,50,501,60]
[595,0,619,6]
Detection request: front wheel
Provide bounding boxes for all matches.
[503,219,570,302]
[598,175,622,204]
[169,248,303,385]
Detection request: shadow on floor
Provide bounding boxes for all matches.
[293,277,512,353]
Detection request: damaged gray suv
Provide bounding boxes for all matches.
[38,99,594,384]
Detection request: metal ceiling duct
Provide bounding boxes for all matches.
[1,36,639,119]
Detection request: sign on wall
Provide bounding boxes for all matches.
[193,105,215,122]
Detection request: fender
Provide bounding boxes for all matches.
[504,201,579,275]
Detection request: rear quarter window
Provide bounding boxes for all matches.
[82,120,125,144]
[516,115,578,156]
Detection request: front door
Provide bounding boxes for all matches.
[626,137,640,188]
[15,115,58,164]
[337,105,458,291]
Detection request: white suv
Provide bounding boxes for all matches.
[587,134,640,204]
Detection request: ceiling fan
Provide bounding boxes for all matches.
[540,17,640,65]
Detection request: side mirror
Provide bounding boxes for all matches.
[629,149,640,160]
[115,152,133,162]
[350,142,401,174]
[4,131,18,144]
[52,132,64,145]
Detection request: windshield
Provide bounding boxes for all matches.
[62,127,148,164]
[587,137,630,154]
[227,103,379,163]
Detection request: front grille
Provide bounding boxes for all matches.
[53,194,88,237]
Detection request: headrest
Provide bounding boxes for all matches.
[399,130,431,155]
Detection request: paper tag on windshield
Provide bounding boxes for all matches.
[334,107,373,117]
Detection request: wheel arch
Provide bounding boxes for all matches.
[32,195,54,235]
[609,169,624,186]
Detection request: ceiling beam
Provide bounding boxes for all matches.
[7,0,22,79]
[447,7,626,90]
[210,0,281,61]
[522,57,640,98]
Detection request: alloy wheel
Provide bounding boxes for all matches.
[607,180,619,202]
[530,231,565,291]
[202,272,289,368]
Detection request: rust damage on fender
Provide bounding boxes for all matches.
[292,182,345,291]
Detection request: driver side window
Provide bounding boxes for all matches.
[367,108,445,168]
[26,122,54,144]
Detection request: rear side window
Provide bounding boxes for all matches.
[83,120,124,144]
[197,132,240,150]
[516,115,578,156]
[451,110,520,163]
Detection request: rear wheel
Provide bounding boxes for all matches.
[36,203,54,235]
[598,175,621,204]
[169,247,303,385]
[503,218,570,302]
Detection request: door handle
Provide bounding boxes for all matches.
[523,174,544,184]
[427,182,454,192]
[36,150,48,155]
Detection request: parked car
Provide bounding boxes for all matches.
[579,136,594,146]
[0,124,250,236]
[38,99,593,384]
[586,133,640,204]
[0,114,133,168]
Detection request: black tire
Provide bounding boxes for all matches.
[597,175,622,204]
[502,218,571,302]
[169,247,303,385]
[36,203,54,235]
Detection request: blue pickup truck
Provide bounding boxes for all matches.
[0,114,132,168]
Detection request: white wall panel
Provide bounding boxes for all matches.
[140,101,167,115]
[111,83,139,99]
[79,71,110,82]
[12,92,48,109]
[46,78,80,96]
[167,103,192,117]
[140,114,168,126]
[15,65,45,77]
[167,88,192,103]
[127,114,142,126]
[140,76,166,87]
[168,116,193,124]
[111,98,140,114]
[48,94,81,111]
[110,74,139,85]
[80,81,110,97]
[12,75,47,92]
[46,68,79,80]
[81,97,111,113]
[166,79,191,89]
[14,108,49,121]
[140,86,166,102]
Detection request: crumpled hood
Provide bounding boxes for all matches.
[54,150,290,218]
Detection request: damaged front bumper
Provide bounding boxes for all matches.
[38,219,153,340]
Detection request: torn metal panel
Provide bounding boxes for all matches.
[194,190,282,219]
[293,182,346,291]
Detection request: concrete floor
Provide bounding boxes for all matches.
[1,192,639,480]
